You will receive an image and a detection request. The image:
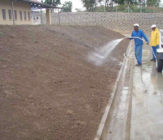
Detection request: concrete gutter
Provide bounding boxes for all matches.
[94,41,134,140]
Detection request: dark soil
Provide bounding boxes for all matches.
[0,25,129,140]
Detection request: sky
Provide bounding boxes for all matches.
[38,0,85,12]
[38,0,163,11]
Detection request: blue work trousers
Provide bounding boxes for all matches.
[135,45,143,65]
[152,45,159,60]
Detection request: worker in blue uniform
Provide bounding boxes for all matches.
[129,24,149,66]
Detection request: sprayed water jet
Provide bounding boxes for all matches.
[88,38,125,66]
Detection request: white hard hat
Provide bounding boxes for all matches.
[151,24,156,28]
[134,23,139,27]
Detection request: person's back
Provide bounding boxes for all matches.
[150,25,160,61]
[150,28,160,47]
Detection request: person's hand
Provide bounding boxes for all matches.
[127,37,132,40]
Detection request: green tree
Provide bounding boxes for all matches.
[118,0,125,4]
[147,0,160,6]
[81,0,96,11]
[62,1,72,12]
[44,0,60,6]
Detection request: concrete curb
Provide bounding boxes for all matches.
[125,44,134,140]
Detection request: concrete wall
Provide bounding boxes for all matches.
[0,0,31,25]
[52,12,163,34]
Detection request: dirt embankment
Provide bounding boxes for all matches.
[0,25,129,140]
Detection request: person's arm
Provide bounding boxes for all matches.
[128,31,134,40]
[149,32,152,46]
[142,31,149,43]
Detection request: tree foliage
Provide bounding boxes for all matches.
[117,0,125,4]
[81,0,97,11]
[82,0,159,11]
[147,0,160,6]
[44,0,60,6]
[62,1,72,12]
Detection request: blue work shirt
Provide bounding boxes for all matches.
[130,30,149,46]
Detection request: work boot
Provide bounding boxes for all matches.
[136,64,142,66]
[151,59,155,61]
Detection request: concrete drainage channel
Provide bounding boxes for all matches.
[94,42,134,140]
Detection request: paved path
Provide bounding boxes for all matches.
[99,43,163,140]
[130,46,163,140]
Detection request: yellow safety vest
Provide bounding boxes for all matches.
[150,28,160,47]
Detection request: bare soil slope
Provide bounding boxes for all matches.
[0,25,129,140]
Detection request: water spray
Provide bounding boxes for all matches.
[87,36,148,66]
[88,38,125,66]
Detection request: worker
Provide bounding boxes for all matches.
[150,24,160,62]
[129,24,149,66]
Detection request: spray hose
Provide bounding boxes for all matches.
[127,36,157,59]
[126,36,143,41]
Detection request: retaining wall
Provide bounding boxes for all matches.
[51,12,163,34]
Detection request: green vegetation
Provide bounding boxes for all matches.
[81,0,96,11]
[61,1,72,12]
[147,0,160,6]
[94,5,163,12]
[81,0,161,12]
[44,0,60,6]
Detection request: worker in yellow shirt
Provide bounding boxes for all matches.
[150,24,160,61]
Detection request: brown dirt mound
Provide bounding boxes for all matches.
[0,25,129,140]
